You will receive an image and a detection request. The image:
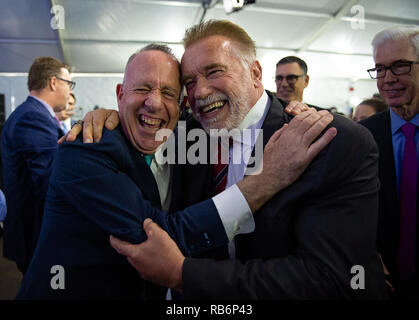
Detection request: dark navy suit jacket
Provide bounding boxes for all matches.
[1,96,64,271]
[17,126,228,299]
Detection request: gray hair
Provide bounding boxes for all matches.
[372,25,419,59]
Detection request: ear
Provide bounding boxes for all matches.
[250,60,263,88]
[49,76,58,91]
[116,83,123,103]
[304,74,310,88]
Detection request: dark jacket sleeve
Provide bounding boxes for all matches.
[51,135,228,256]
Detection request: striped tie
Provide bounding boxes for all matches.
[213,139,231,195]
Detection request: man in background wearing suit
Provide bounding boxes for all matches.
[109,20,387,299]
[361,25,419,298]
[275,56,319,110]
[1,56,71,274]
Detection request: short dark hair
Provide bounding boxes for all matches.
[276,56,308,75]
[27,56,69,91]
[358,98,388,113]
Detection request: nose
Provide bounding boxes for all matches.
[382,68,397,83]
[144,89,163,110]
[193,77,212,101]
[278,79,289,88]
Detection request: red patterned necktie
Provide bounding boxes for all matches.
[213,139,231,195]
[397,123,417,280]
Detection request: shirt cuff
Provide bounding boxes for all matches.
[212,184,255,242]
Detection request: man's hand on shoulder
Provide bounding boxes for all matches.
[238,109,337,213]
[58,109,119,144]
[284,100,310,115]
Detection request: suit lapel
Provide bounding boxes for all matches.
[375,111,398,205]
[245,91,289,174]
[119,131,162,209]
[262,91,289,146]
[237,91,290,259]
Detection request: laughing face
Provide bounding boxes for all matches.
[181,35,262,133]
[375,38,419,119]
[117,50,181,154]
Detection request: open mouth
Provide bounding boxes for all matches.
[385,88,406,97]
[279,89,293,94]
[200,101,226,115]
[138,114,165,131]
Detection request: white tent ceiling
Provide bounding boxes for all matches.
[0,0,418,115]
[1,0,418,73]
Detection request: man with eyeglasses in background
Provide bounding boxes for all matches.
[1,56,73,275]
[275,56,320,110]
[361,25,419,299]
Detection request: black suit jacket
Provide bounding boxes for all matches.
[361,110,419,294]
[171,91,387,299]
[16,127,228,299]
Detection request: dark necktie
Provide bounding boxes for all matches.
[397,123,417,280]
[213,139,231,195]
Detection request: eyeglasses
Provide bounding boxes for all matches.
[274,74,304,84]
[56,76,76,90]
[367,60,419,79]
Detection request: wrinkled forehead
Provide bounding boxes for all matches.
[124,51,181,88]
[374,38,416,63]
[181,36,245,70]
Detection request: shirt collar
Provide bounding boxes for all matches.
[154,144,165,165]
[390,108,419,135]
[151,132,175,168]
[30,95,56,119]
[237,91,268,131]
